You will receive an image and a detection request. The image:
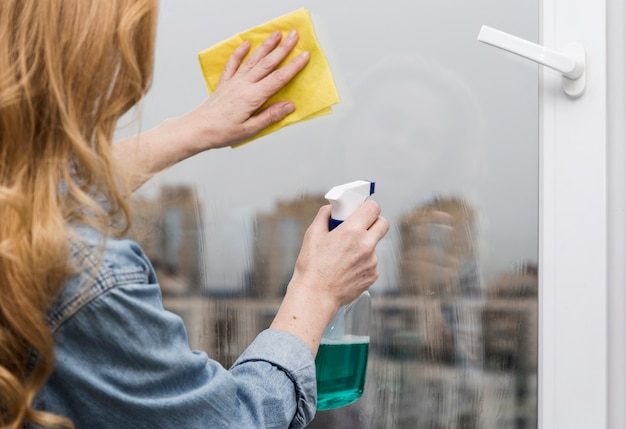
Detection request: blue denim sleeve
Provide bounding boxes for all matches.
[41,282,317,429]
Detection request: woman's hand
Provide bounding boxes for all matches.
[292,201,389,308]
[115,31,309,191]
[271,201,390,356]
[185,30,310,149]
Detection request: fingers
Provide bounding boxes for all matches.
[258,51,310,96]
[247,30,301,82]
[243,101,295,137]
[368,216,390,241]
[343,200,381,230]
[238,31,282,76]
[220,41,251,82]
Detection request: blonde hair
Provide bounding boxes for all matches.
[0,1,157,427]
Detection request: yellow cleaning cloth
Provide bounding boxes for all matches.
[198,8,340,147]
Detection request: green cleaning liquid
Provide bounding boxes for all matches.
[315,336,369,410]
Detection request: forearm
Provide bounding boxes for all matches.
[271,274,339,358]
[230,328,317,427]
[113,112,213,192]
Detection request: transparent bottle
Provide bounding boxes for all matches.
[316,180,375,410]
[315,291,371,410]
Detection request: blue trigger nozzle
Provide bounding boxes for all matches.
[329,218,343,231]
[370,182,376,195]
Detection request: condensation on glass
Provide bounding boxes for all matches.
[130,0,539,427]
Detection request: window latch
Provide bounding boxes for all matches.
[478,25,586,98]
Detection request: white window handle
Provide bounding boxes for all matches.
[477,25,586,98]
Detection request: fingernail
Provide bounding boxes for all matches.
[300,51,310,60]
[288,30,298,41]
[283,102,295,113]
[271,30,280,39]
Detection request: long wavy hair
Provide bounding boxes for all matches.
[0,1,157,427]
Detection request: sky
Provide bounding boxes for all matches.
[121,0,540,291]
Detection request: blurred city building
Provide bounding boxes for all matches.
[130,185,204,295]
[395,197,484,368]
[483,264,538,373]
[399,197,481,297]
[481,264,538,427]
[252,194,326,298]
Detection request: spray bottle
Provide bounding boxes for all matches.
[315,180,375,410]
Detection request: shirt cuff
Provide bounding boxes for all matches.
[232,329,317,428]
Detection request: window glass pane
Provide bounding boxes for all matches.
[131,1,539,427]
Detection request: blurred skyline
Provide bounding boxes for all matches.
[132,185,537,298]
[145,186,539,428]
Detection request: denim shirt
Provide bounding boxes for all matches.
[33,226,317,428]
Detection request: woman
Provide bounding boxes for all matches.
[0,1,388,428]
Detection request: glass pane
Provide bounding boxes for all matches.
[130,1,539,427]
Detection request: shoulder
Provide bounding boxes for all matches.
[47,225,157,332]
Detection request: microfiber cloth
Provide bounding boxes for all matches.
[198,8,340,147]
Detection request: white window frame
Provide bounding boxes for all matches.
[539,0,611,427]
[607,0,626,428]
